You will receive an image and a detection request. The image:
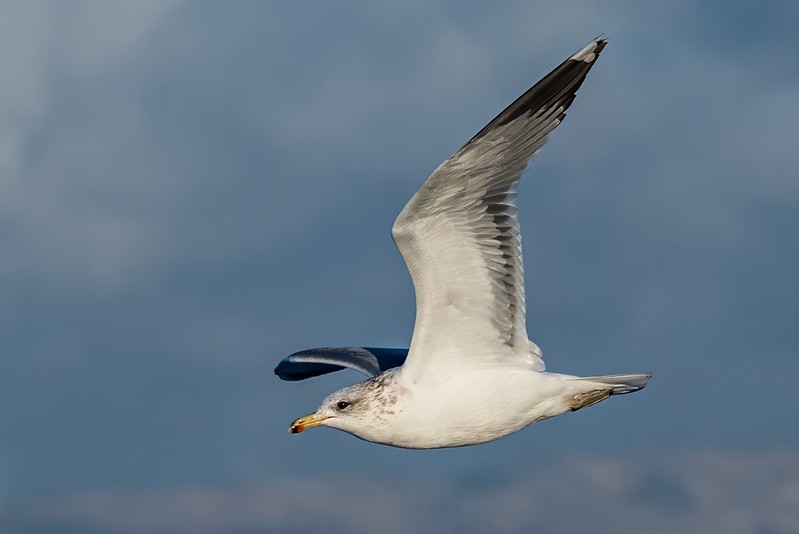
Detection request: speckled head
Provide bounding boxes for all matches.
[288,369,403,439]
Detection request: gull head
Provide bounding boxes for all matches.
[288,369,402,439]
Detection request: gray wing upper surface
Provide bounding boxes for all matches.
[393,38,607,378]
[274,347,408,381]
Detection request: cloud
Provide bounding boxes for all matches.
[5,451,798,533]
[0,1,187,295]
[2,0,796,300]
[1,0,799,511]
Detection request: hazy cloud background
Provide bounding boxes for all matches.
[1,0,797,532]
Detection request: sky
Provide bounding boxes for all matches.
[1,0,798,532]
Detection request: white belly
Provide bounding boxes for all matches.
[366,369,577,449]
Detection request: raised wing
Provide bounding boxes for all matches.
[393,38,607,379]
[274,347,408,381]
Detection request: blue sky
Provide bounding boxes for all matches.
[1,1,798,532]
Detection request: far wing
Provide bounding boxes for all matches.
[393,38,606,379]
[274,347,408,381]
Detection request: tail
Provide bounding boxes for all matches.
[580,372,652,395]
[567,372,651,411]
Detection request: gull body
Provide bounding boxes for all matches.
[320,369,603,449]
[277,37,651,449]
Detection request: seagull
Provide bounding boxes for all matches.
[275,37,650,449]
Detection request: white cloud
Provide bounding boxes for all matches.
[9,451,799,533]
[3,0,796,298]
[1,2,797,520]
[0,0,796,378]
[51,0,185,79]
[0,1,187,295]
[0,1,49,179]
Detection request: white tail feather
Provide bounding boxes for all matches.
[576,372,652,395]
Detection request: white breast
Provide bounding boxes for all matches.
[371,370,575,449]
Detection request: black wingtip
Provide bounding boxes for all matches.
[568,36,608,62]
[466,36,608,146]
[595,37,608,56]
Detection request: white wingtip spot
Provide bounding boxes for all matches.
[570,41,599,63]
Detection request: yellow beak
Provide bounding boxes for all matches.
[289,413,331,434]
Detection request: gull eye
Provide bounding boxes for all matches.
[336,401,351,410]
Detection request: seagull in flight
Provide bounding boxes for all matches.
[275,37,650,449]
